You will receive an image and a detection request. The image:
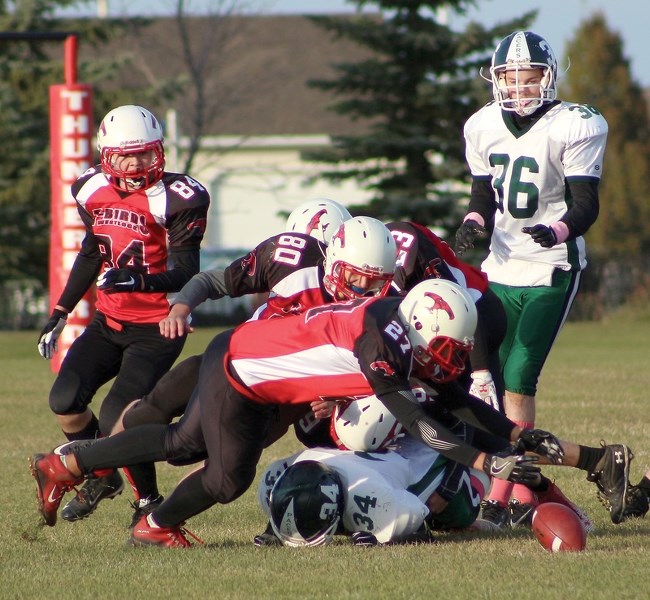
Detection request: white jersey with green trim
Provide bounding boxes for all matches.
[464,101,608,285]
[257,441,449,543]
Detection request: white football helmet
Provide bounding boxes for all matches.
[331,396,404,452]
[269,460,344,547]
[323,216,398,300]
[488,31,558,116]
[286,198,352,246]
[398,279,477,383]
[97,104,165,189]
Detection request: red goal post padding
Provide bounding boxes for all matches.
[48,81,95,372]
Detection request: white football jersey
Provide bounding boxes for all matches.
[258,442,449,543]
[464,101,608,285]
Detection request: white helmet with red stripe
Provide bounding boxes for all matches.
[323,216,397,300]
[97,104,165,190]
[286,198,352,246]
[398,279,477,383]
[331,396,405,452]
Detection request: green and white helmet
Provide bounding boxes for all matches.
[490,31,558,116]
[269,461,344,547]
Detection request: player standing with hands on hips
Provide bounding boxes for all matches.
[454,32,621,526]
[36,105,210,525]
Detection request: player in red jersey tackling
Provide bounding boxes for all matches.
[30,279,559,547]
[35,105,209,525]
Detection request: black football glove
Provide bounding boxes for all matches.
[351,531,379,547]
[521,224,557,248]
[455,219,487,255]
[484,449,541,485]
[516,428,564,465]
[97,268,143,293]
[37,309,68,359]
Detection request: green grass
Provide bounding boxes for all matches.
[1,314,649,599]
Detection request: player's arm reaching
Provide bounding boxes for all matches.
[160,270,231,338]
[375,388,539,485]
[160,244,262,338]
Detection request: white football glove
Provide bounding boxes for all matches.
[484,451,541,485]
[469,370,499,410]
[37,310,68,359]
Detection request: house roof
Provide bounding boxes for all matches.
[85,15,375,137]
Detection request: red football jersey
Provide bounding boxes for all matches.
[222,233,330,319]
[225,296,413,405]
[72,166,209,323]
[388,221,488,299]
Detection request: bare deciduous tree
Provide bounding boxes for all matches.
[123,0,267,172]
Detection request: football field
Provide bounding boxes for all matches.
[1,312,648,599]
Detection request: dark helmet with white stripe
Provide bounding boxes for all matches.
[269,460,344,547]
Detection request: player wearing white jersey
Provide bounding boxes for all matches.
[257,437,490,545]
[463,99,606,280]
[455,31,609,527]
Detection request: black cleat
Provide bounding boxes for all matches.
[61,470,124,522]
[587,442,632,524]
[129,495,164,530]
[477,500,510,529]
[509,499,535,528]
[602,484,649,522]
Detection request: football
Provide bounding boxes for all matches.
[531,502,587,553]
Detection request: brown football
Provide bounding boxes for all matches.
[531,502,587,553]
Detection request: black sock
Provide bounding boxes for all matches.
[123,464,160,501]
[74,424,167,474]
[153,469,215,528]
[64,413,100,442]
[527,474,550,493]
[576,445,606,473]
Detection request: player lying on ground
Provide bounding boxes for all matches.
[255,438,491,547]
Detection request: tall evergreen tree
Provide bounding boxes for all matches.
[561,13,650,258]
[304,0,534,236]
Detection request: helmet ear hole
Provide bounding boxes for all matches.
[269,461,344,547]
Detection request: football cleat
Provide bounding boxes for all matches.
[29,453,83,526]
[509,499,535,527]
[536,480,594,532]
[253,532,282,547]
[476,499,510,529]
[621,485,649,520]
[587,442,632,524]
[61,470,124,522]
[599,484,649,523]
[52,439,100,456]
[130,515,192,548]
[129,494,164,530]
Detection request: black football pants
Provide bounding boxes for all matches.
[75,328,276,527]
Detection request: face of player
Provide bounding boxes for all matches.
[501,67,544,115]
[110,150,156,191]
[339,270,386,300]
